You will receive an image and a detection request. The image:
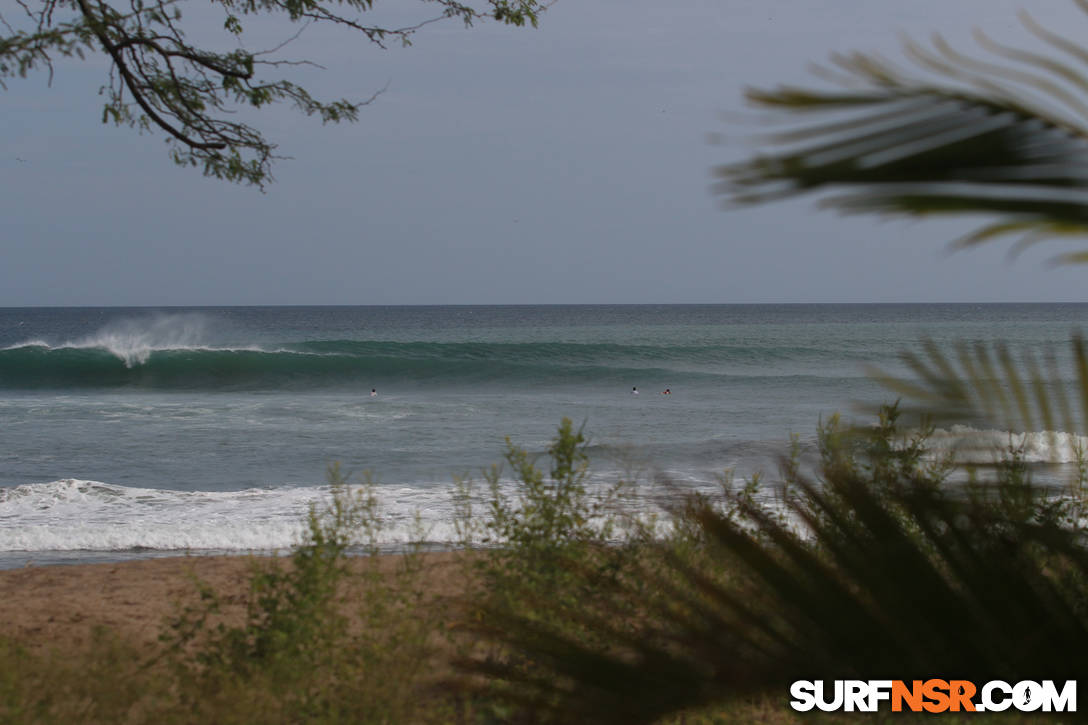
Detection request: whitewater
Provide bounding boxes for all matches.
[2,304,1087,567]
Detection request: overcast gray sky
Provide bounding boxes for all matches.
[4,0,1088,306]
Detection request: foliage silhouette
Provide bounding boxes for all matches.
[714,0,1088,436]
[0,0,545,186]
[459,408,1088,722]
[715,0,1088,262]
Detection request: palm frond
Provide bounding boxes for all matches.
[459,453,1088,722]
[865,336,1088,448]
[716,3,1088,258]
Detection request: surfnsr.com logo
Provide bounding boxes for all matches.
[789,680,1076,713]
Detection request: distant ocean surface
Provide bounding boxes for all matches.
[2,304,1087,568]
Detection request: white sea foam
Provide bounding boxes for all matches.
[3,314,279,367]
[70,314,214,366]
[925,426,1088,465]
[4,431,1083,557]
[0,480,307,551]
[0,475,689,555]
[0,479,495,553]
[1,338,52,350]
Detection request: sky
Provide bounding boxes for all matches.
[4,0,1088,306]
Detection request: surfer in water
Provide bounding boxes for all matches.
[370,389,377,397]
[632,386,639,395]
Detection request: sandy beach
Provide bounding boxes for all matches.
[0,552,467,656]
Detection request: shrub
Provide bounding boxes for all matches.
[160,465,440,724]
[463,406,1088,723]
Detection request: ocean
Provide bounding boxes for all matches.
[2,303,1086,568]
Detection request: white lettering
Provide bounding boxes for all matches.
[1014,681,1043,712]
[845,680,868,712]
[867,680,893,711]
[982,680,1012,712]
[789,681,816,712]
[1041,680,1077,713]
[815,680,844,712]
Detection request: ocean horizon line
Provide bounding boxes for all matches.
[3,301,1088,311]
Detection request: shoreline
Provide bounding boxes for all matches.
[0,540,459,571]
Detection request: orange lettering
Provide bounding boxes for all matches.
[923,679,951,713]
[949,680,977,712]
[892,680,924,712]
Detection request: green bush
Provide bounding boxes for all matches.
[159,465,441,724]
[455,418,632,599]
[462,406,1088,724]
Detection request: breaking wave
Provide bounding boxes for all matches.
[0,338,862,390]
[0,479,458,553]
[927,426,1088,465]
